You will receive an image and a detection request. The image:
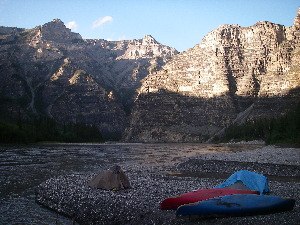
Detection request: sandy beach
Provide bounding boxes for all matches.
[35,145,300,225]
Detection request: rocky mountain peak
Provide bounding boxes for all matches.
[51,18,64,24]
[293,7,300,28]
[115,34,178,60]
[39,18,82,42]
[142,35,158,45]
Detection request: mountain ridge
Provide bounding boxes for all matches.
[0,19,178,139]
[1,11,300,142]
[123,8,300,142]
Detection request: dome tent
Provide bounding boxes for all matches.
[88,165,131,190]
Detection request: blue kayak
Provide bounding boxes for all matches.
[176,194,295,217]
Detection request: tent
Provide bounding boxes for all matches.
[214,170,269,195]
[88,165,131,190]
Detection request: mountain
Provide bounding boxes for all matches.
[123,8,300,142]
[0,19,178,139]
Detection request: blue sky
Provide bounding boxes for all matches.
[0,0,299,52]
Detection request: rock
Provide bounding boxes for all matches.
[0,19,178,139]
[123,8,300,142]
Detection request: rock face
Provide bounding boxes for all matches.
[0,19,178,139]
[123,9,300,142]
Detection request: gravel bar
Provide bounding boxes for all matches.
[35,146,300,225]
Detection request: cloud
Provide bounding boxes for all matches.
[91,16,113,29]
[66,21,78,31]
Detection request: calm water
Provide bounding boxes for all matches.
[0,143,261,224]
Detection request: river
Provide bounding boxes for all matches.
[0,143,261,224]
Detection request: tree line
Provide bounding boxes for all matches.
[216,102,300,147]
[0,116,104,144]
[1,103,299,145]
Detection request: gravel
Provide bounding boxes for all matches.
[35,146,300,225]
[189,145,300,166]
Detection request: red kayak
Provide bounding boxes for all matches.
[160,188,260,210]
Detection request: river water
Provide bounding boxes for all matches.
[0,143,261,224]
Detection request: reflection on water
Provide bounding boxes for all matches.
[0,143,261,224]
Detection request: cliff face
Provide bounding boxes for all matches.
[123,9,300,142]
[0,19,178,139]
[2,11,300,142]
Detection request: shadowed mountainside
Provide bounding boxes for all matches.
[0,19,178,140]
[123,8,300,142]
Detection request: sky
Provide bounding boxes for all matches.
[0,0,299,52]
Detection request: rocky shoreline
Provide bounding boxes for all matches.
[35,146,300,224]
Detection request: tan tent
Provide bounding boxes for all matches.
[88,165,131,190]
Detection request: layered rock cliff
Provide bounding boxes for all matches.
[0,19,178,139]
[123,9,300,142]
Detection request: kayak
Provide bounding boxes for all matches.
[176,194,296,217]
[160,188,259,210]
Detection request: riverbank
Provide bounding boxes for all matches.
[35,145,300,224]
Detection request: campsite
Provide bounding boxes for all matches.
[34,144,299,225]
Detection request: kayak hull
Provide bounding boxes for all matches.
[160,188,259,210]
[176,194,296,217]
